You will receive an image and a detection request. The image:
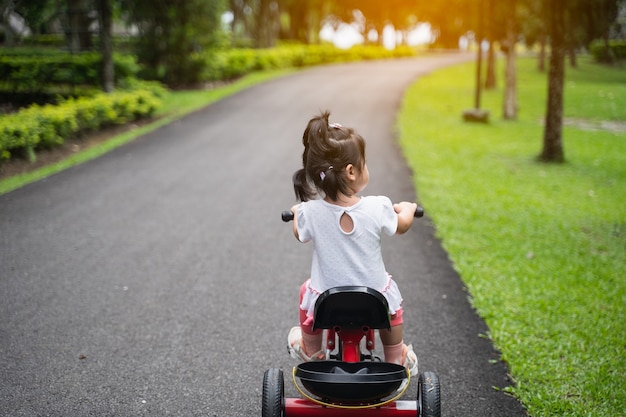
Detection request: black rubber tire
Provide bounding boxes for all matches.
[417,371,441,417]
[262,368,284,417]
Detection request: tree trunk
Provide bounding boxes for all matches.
[485,40,496,89]
[474,39,484,110]
[538,34,546,72]
[66,0,93,52]
[229,0,245,45]
[484,0,496,89]
[503,0,517,120]
[99,0,114,93]
[287,1,309,43]
[474,0,485,109]
[254,0,279,47]
[1,0,15,46]
[568,45,577,68]
[540,0,565,163]
[603,31,614,64]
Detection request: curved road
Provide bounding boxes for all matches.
[0,53,527,416]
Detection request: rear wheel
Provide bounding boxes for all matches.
[417,371,441,417]
[262,368,284,417]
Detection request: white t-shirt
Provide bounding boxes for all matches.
[296,196,403,320]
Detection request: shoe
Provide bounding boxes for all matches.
[287,326,325,362]
[402,344,418,377]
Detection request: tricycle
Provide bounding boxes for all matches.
[261,206,441,417]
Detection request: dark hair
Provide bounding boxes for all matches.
[292,111,366,202]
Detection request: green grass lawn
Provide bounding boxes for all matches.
[397,55,625,417]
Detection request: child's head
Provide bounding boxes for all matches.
[293,111,367,202]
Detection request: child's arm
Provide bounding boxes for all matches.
[393,201,418,235]
[291,204,300,241]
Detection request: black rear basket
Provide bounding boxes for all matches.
[295,361,407,404]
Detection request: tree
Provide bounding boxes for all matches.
[253,0,280,47]
[228,0,303,48]
[539,0,622,162]
[120,0,226,85]
[280,0,311,43]
[1,0,17,46]
[518,0,547,71]
[502,0,517,120]
[540,0,566,162]
[228,0,250,45]
[65,0,95,52]
[484,0,504,90]
[416,0,476,48]
[98,0,113,92]
[282,0,331,44]
[579,0,622,63]
[7,1,98,51]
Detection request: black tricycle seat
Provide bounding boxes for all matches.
[312,286,391,331]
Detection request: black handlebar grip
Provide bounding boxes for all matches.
[415,206,424,218]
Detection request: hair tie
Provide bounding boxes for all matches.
[329,123,342,129]
[320,166,333,181]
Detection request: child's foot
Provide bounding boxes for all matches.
[287,326,325,362]
[402,344,418,376]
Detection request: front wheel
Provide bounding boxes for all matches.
[262,368,284,417]
[417,371,441,417]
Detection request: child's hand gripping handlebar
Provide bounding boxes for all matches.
[281,204,424,222]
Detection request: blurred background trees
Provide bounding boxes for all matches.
[1,0,624,162]
[3,0,624,68]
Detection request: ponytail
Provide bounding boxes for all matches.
[292,110,366,202]
[303,111,332,154]
[293,168,315,202]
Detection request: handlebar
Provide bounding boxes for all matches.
[281,204,424,222]
[282,210,295,222]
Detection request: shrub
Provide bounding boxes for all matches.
[222,49,257,79]
[0,52,141,95]
[589,39,626,63]
[200,44,417,82]
[0,88,162,162]
[0,113,40,160]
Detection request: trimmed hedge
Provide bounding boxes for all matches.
[0,52,140,93]
[0,86,164,161]
[19,34,135,52]
[1,44,416,90]
[201,44,416,81]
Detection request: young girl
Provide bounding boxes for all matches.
[287,110,418,375]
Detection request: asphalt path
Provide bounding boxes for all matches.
[0,53,527,416]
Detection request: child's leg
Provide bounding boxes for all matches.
[299,280,322,356]
[299,308,323,355]
[380,324,404,364]
[380,309,418,375]
[378,309,417,376]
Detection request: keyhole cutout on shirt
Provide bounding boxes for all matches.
[340,212,354,233]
